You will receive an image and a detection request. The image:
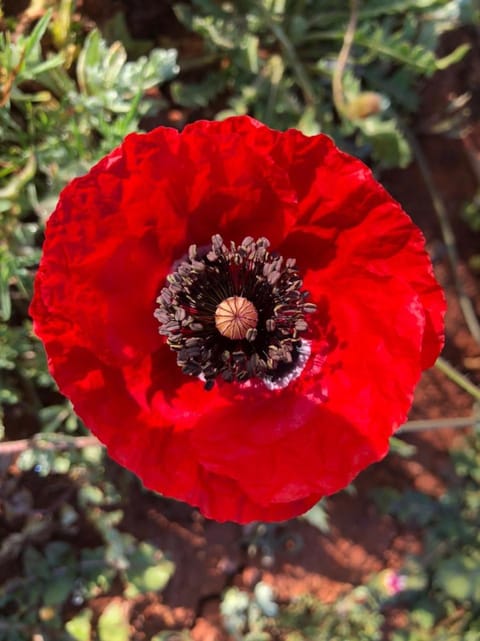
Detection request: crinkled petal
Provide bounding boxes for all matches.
[271,126,445,366]
[31,116,446,523]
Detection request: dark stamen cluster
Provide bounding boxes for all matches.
[155,235,316,390]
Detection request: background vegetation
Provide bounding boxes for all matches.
[1,0,480,639]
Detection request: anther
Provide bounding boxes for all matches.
[155,234,316,390]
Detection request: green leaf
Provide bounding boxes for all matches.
[354,24,438,75]
[65,609,93,641]
[79,485,104,506]
[44,541,73,566]
[97,601,130,641]
[297,106,320,136]
[171,74,227,108]
[301,501,329,533]
[254,582,278,617]
[77,29,102,95]
[410,605,436,629]
[437,569,471,601]
[22,546,49,579]
[124,542,175,597]
[0,152,37,201]
[80,547,116,598]
[26,54,65,78]
[103,42,128,88]
[356,118,411,169]
[22,10,53,64]
[50,0,74,49]
[435,557,480,602]
[220,587,250,635]
[387,490,439,526]
[141,564,173,592]
[43,574,75,606]
[389,436,417,458]
[436,43,470,70]
[78,29,177,98]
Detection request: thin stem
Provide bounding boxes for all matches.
[332,0,359,117]
[257,3,316,105]
[0,47,26,108]
[406,129,480,346]
[461,131,480,185]
[435,356,480,402]
[264,55,284,123]
[178,53,221,72]
[399,415,479,433]
[0,434,99,456]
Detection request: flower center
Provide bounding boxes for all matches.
[155,235,316,390]
[215,296,258,340]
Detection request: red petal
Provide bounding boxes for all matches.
[32,140,187,367]
[273,126,445,367]
[31,116,446,523]
[179,118,298,247]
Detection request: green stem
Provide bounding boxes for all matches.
[435,356,480,402]
[257,3,316,105]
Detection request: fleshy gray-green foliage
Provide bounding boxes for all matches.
[0,9,178,432]
[0,9,177,224]
[0,1,479,640]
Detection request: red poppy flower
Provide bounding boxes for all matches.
[30,116,445,523]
